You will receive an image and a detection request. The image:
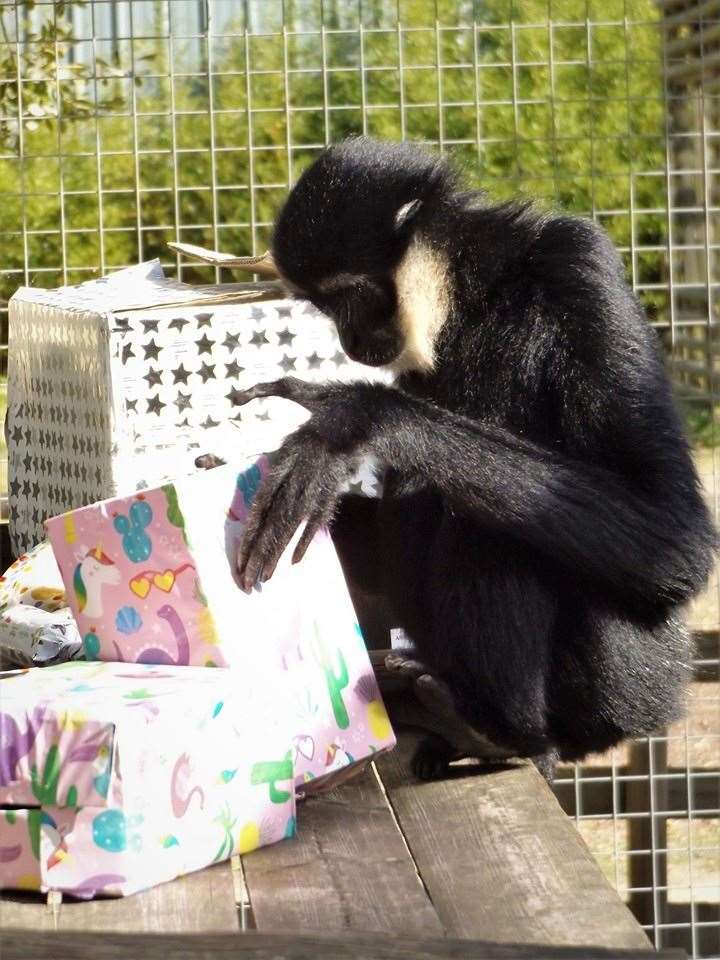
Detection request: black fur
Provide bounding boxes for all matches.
[235,137,717,771]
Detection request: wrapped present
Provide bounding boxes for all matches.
[0,542,83,666]
[0,661,296,897]
[0,606,83,667]
[0,541,67,613]
[45,457,396,789]
[8,254,389,555]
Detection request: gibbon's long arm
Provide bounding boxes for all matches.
[235,378,714,607]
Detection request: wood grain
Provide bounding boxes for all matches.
[56,862,238,933]
[242,763,443,937]
[376,736,651,950]
[0,930,687,960]
[0,892,58,931]
[1,735,651,947]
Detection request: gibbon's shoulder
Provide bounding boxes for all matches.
[529,210,627,287]
[464,196,625,284]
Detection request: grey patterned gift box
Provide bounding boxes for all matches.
[7,260,388,555]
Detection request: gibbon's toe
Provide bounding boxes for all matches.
[411,734,456,781]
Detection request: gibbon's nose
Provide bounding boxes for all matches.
[340,326,403,367]
[339,325,361,358]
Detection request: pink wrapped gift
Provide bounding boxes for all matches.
[0,661,296,897]
[45,458,396,792]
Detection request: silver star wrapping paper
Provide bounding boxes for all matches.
[7,261,389,555]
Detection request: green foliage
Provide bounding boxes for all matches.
[0,0,667,288]
[0,1,133,150]
[683,405,720,450]
[0,0,679,442]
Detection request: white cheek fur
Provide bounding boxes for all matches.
[391,237,451,373]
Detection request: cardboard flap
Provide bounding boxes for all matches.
[167,241,280,279]
[9,261,285,315]
[118,280,286,312]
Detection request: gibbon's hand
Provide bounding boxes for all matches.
[234,376,374,591]
[231,377,341,415]
[233,413,355,592]
[235,429,352,591]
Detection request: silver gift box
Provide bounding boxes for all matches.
[7,256,389,555]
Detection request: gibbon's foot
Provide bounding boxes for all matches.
[385,654,516,774]
[414,739,560,783]
[412,734,459,781]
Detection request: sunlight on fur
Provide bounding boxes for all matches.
[391,237,451,373]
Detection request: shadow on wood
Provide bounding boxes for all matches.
[0,930,687,960]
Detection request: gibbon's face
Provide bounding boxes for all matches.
[272,140,436,368]
[274,220,416,368]
[290,270,404,368]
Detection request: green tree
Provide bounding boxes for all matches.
[0,0,672,462]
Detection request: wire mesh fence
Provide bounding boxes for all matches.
[0,0,718,955]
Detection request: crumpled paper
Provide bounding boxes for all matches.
[0,541,83,665]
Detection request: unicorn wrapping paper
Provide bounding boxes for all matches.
[0,661,296,898]
[44,456,396,792]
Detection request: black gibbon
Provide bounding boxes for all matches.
[233,137,716,779]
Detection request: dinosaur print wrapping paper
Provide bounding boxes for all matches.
[0,661,296,898]
[7,258,390,556]
[45,457,396,792]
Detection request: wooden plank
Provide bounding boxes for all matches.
[0,892,58,931]
[375,735,651,950]
[56,862,238,933]
[242,762,443,938]
[0,930,688,960]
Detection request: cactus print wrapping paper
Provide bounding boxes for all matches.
[0,661,296,898]
[45,457,396,793]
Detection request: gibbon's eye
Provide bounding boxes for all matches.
[312,288,350,325]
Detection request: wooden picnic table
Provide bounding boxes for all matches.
[1,718,671,959]
[0,518,679,958]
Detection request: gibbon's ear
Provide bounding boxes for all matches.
[394,199,422,233]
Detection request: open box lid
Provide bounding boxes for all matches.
[0,662,270,811]
[115,243,283,311]
[10,246,286,316]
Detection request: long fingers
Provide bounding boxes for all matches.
[413,673,461,723]
[236,457,297,590]
[231,377,332,412]
[292,502,336,565]
[236,441,331,589]
[384,654,429,681]
[235,428,349,589]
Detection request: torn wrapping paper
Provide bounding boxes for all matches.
[0,541,66,613]
[0,542,83,665]
[0,661,296,898]
[0,606,82,667]
[8,257,389,554]
[44,456,395,788]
